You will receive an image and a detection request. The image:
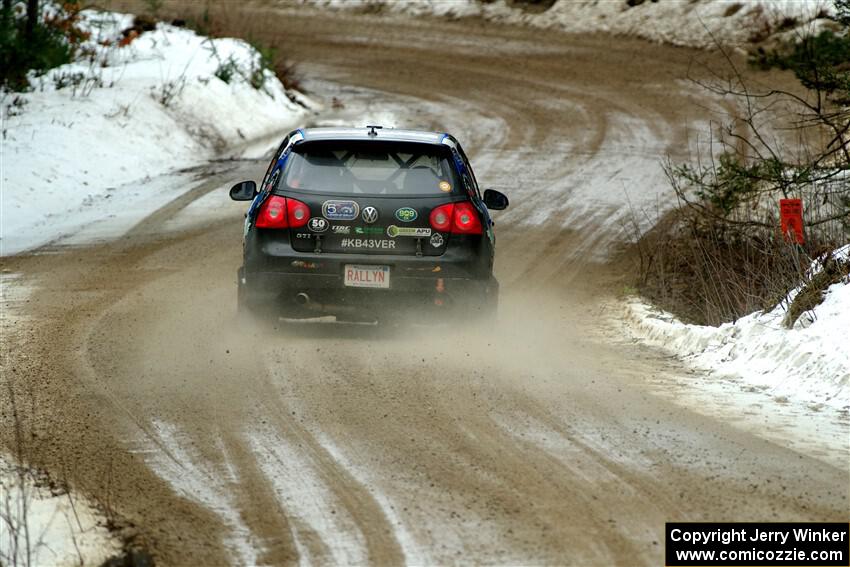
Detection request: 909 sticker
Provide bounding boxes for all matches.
[394,207,418,222]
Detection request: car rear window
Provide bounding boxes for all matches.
[280,140,461,196]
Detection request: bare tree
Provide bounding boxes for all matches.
[635,13,850,325]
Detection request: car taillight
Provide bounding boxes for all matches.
[287,198,310,228]
[452,202,483,234]
[430,202,483,234]
[430,203,454,232]
[256,196,287,228]
[255,196,310,229]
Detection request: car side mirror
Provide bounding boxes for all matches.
[483,189,509,210]
[229,180,257,201]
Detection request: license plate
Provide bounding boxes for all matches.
[343,264,390,289]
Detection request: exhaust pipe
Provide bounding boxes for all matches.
[293,292,360,316]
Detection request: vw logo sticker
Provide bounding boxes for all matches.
[394,207,418,222]
[362,206,379,224]
[322,200,360,221]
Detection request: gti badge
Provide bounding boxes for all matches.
[394,207,418,222]
[322,200,360,221]
[362,206,379,224]
[308,217,329,233]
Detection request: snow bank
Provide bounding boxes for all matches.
[624,246,850,411]
[0,455,121,566]
[301,0,836,50]
[1,10,312,255]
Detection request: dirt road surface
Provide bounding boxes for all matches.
[3,9,847,566]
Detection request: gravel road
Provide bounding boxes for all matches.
[2,9,847,565]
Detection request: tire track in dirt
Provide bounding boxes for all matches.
[3,8,847,566]
[257,390,407,564]
[75,208,408,563]
[1,232,234,564]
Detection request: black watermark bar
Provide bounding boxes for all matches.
[666,523,849,566]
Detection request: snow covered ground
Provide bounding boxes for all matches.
[0,455,121,566]
[0,7,316,563]
[300,0,837,50]
[1,9,313,256]
[623,246,850,411]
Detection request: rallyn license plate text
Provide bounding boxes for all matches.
[344,264,391,288]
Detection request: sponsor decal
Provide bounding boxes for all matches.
[308,217,329,233]
[355,226,384,235]
[341,238,397,249]
[322,200,360,221]
[430,233,444,247]
[394,207,418,222]
[295,232,313,239]
[361,206,379,224]
[331,225,351,234]
[387,225,432,238]
[439,181,452,193]
[291,260,322,269]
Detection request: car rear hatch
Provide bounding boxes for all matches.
[288,194,460,256]
[269,139,477,257]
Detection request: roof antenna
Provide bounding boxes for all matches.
[366,125,383,137]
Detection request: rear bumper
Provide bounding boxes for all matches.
[243,268,496,315]
[240,230,496,319]
[241,250,496,319]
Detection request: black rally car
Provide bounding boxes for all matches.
[229,126,509,323]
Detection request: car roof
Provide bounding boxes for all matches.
[297,126,456,148]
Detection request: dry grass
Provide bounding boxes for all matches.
[627,197,846,326]
[782,254,850,328]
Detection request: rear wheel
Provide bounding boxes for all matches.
[450,277,499,326]
[416,277,500,325]
[237,268,284,330]
[236,267,256,323]
[473,276,499,325]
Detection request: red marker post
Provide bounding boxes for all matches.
[779,198,804,244]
